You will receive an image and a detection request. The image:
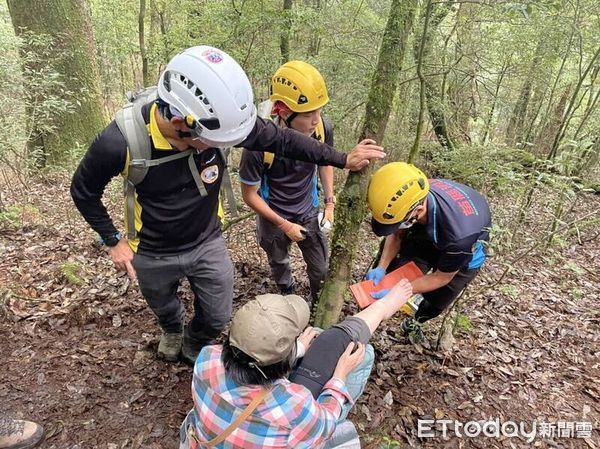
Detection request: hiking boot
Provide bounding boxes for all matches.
[157,331,183,362]
[401,317,430,348]
[181,326,209,365]
[0,418,44,449]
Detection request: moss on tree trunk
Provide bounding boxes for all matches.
[7,0,106,166]
[314,0,417,328]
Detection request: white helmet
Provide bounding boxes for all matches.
[157,46,257,148]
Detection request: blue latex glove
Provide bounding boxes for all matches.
[365,266,386,286]
[371,288,391,300]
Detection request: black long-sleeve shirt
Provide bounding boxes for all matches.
[70,103,347,256]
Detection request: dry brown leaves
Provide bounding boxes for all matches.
[0,172,598,448]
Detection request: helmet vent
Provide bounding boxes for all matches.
[186,82,213,114]
[298,94,308,105]
[383,212,394,219]
[163,71,172,91]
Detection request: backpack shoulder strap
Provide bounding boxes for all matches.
[263,151,275,169]
[115,101,153,241]
[320,116,332,144]
[262,114,278,170]
[115,90,195,240]
[115,101,152,186]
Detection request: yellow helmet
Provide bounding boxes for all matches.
[270,61,329,113]
[367,162,429,236]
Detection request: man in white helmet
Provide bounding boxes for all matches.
[71,46,385,364]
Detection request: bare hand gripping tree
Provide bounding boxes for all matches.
[314,0,418,329]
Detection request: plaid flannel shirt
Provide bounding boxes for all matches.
[186,345,353,448]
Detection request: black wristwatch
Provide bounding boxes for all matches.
[102,232,121,247]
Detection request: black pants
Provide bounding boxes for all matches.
[388,232,480,324]
[257,210,328,304]
[289,317,371,399]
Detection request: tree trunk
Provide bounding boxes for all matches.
[447,2,477,143]
[533,2,577,148]
[536,85,573,155]
[549,45,600,158]
[280,0,293,64]
[307,0,322,57]
[139,0,149,87]
[314,0,417,329]
[411,0,456,158]
[152,0,170,68]
[481,58,510,145]
[7,0,105,166]
[409,0,434,162]
[505,39,544,146]
[573,65,600,140]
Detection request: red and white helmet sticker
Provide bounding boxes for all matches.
[202,49,223,64]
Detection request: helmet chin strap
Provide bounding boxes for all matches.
[398,216,418,229]
[177,130,193,139]
[284,112,298,128]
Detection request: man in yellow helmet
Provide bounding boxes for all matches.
[366,162,492,344]
[239,61,340,304]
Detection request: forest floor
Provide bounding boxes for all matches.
[1,172,599,449]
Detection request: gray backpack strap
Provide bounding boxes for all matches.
[115,101,152,186]
[121,151,197,240]
[138,150,193,167]
[187,152,208,197]
[123,180,137,240]
[115,102,153,240]
[115,89,210,239]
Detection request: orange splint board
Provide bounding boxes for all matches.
[349,262,424,309]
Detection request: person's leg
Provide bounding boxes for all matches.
[296,214,328,304]
[337,283,412,419]
[257,215,295,292]
[178,409,197,449]
[133,253,185,360]
[290,281,413,399]
[415,268,479,323]
[322,419,361,449]
[182,236,234,363]
[290,326,359,399]
[134,254,185,332]
[337,344,374,421]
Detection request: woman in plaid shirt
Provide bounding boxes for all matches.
[179,280,413,448]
